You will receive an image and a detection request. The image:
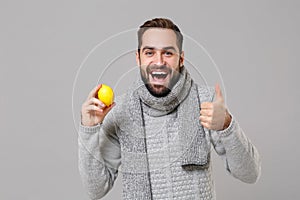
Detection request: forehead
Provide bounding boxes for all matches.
[141,28,178,50]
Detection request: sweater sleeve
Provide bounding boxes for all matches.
[210,116,261,184]
[78,111,121,200]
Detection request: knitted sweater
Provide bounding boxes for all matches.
[78,86,261,200]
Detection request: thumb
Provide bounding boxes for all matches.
[88,84,102,99]
[214,83,224,102]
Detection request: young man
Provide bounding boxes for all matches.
[79,18,261,200]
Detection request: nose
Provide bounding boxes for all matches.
[153,52,164,66]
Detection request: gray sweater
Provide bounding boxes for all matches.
[78,87,261,200]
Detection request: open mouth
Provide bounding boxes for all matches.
[151,71,168,80]
[148,70,171,85]
[146,66,172,85]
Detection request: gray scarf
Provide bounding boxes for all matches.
[118,67,209,199]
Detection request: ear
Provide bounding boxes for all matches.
[136,51,141,66]
[179,51,184,67]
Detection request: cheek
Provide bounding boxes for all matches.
[139,63,148,74]
[139,54,150,63]
[139,58,151,69]
[140,66,148,78]
[168,59,180,69]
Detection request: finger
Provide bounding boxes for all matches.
[86,105,102,113]
[199,115,211,123]
[214,83,224,102]
[200,102,213,109]
[87,84,102,100]
[201,121,211,129]
[200,109,213,117]
[103,102,116,114]
[87,97,106,108]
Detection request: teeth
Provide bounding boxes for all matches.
[151,71,167,75]
[151,71,168,80]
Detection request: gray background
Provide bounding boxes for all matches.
[1,0,299,199]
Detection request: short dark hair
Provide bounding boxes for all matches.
[137,18,183,53]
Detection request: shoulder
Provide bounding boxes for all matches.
[196,84,215,102]
[114,93,126,107]
[109,93,126,116]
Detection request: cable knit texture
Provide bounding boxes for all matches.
[116,67,211,199]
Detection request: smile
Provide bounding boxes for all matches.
[151,71,168,79]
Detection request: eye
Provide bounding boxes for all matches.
[144,51,153,56]
[164,51,173,56]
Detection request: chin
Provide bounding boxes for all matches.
[146,83,171,97]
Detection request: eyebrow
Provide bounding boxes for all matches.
[141,46,177,52]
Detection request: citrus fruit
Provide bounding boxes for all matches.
[97,84,114,107]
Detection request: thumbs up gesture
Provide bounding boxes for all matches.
[199,84,232,131]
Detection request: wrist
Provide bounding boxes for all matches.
[81,114,103,127]
[79,123,101,134]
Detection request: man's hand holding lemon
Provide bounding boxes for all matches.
[81,84,115,127]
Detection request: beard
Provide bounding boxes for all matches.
[140,64,181,97]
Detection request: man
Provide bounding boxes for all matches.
[79,18,261,200]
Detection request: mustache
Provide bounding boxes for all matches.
[146,65,172,74]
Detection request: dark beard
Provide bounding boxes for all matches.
[140,65,181,97]
[145,83,171,97]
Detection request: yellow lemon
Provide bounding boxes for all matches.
[97,84,114,107]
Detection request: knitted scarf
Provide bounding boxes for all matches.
[118,67,209,199]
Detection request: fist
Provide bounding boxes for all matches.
[81,84,115,127]
[199,84,231,131]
